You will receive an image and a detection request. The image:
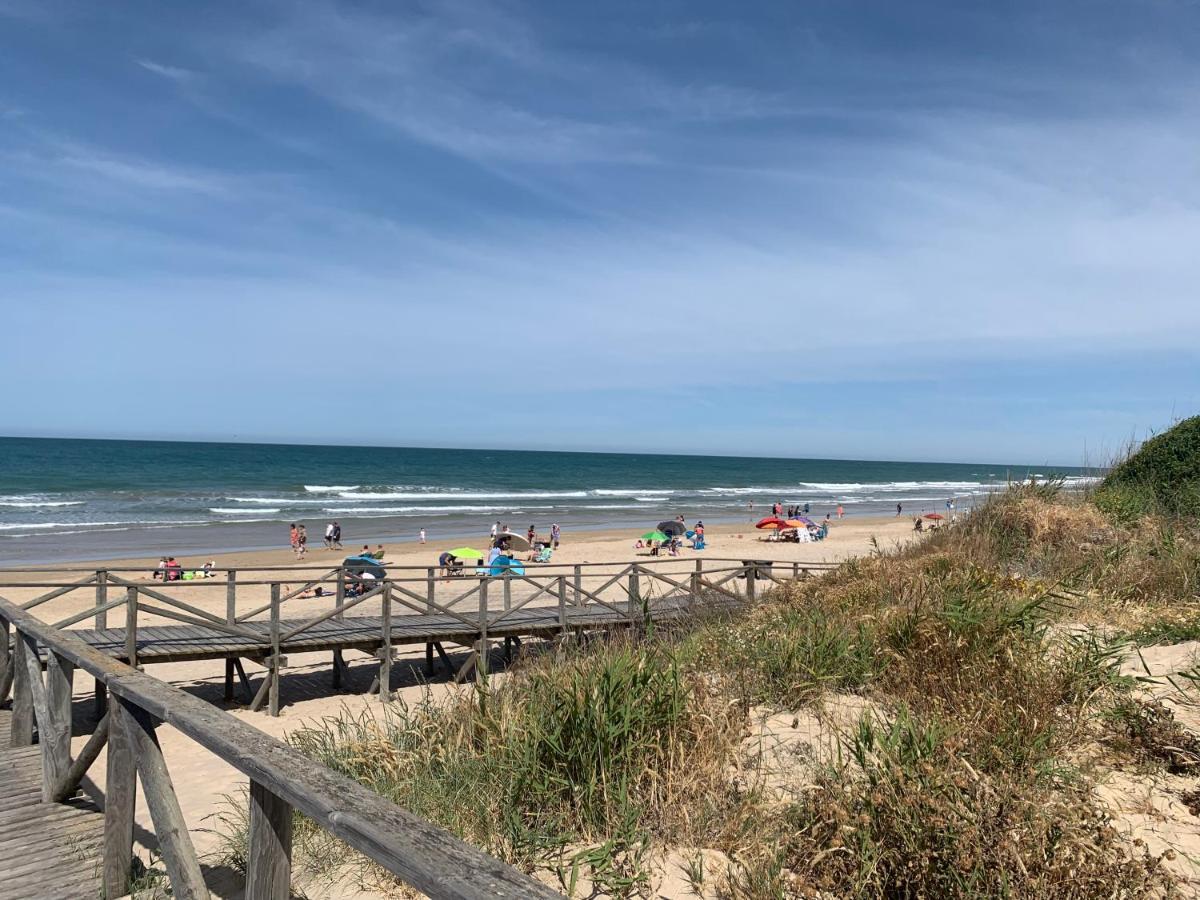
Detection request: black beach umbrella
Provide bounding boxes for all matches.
[657,520,686,537]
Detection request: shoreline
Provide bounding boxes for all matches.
[0,509,931,568]
[0,515,919,574]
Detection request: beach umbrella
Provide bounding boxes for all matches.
[642,530,669,542]
[342,555,387,579]
[447,547,485,559]
[755,517,788,529]
[657,520,686,537]
[923,513,944,521]
[787,517,816,528]
[494,532,531,551]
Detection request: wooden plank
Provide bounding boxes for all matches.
[121,699,209,900]
[246,779,292,900]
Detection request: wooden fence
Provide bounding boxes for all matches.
[0,558,838,717]
[0,594,563,900]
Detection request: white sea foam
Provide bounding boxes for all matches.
[210,508,281,514]
[0,500,84,507]
[321,505,556,515]
[337,490,590,501]
[0,521,124,531]
[303,485,359,492]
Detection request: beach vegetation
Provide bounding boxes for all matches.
[212,445,1200,897]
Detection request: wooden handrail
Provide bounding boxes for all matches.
[0,595,560,899]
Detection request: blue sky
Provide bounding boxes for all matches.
[1,0,1197,465]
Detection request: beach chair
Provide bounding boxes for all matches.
[533,547,552,564]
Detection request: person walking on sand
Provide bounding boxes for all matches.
[550,522,561,549]
[331,521,342,549]
[289,523,298,554]
[419,527,426,545]
[324,521,335,549]
[296,524,308,557]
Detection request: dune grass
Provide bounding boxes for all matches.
[213,462,1200,897]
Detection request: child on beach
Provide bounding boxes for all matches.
[296,524,308,557]
[419,528,426,544]
[289,524,298,554]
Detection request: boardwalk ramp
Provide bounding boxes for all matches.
[0,710,104,900]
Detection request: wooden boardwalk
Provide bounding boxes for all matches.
[0,710,105,900]
[70,596,700,663]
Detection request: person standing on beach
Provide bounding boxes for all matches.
[324,521,335,549]
[296,524,308,557]
[550,522,561,549]
[803,502,810,515]
[896,503,903,517]
[419,527,426,544]
[289,523,298,554]
[331,521,342,549]
[527,524,536,546]
[491,521,500,539]
[836,504,844,519]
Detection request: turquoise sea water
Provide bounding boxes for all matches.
[0,437,1090,564]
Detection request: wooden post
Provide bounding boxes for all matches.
[557,575,568,636]
[224,570,237,701]
[11,630,33,746]
[332,570,345,689]
[692,559,703,593]
[247,779,292,900]
[574,564,583,606]
[378,584,392,703]
[0,617,10,708]
[503,574,512,660]
[628,566,640,623]
[269,583,281,717]
[43,650,74,799]
[124,586,138,669]
[746,562,757,601]
[424,566,436,675]
[477,578,489,680]
[94,570,108,717]
[792,561,799,580]
[121,699,209,899]
[103,697,137,899]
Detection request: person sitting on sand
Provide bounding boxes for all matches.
[914,517,923,532]
[634,539,645,549]
[372,544,385,560]
[201,560,217,577]
[164,557,183,581]
[153,557,168,579]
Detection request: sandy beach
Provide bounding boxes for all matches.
[0,515,915,898]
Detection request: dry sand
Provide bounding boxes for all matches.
[1,516,916,899]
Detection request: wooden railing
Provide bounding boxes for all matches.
[0,558,838,717]
[0,594,562,900]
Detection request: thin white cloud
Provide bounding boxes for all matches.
[136,58,197,81]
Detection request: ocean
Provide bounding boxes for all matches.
[0,437,1091,564]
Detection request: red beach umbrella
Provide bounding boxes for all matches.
[923,513,945,520]
[756,517,789,529]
